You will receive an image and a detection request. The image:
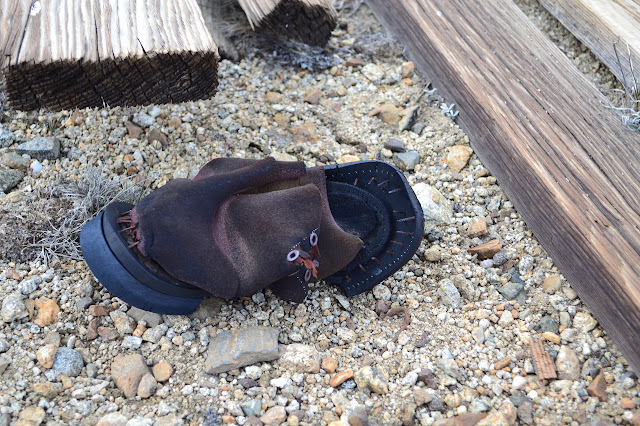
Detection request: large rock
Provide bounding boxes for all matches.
[205,327,279,374]
[16,137,60,160]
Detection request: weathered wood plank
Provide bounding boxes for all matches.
[538,0,640,86]
[366,0,640,373]
[237,0,337,45]
[0,0,219,111]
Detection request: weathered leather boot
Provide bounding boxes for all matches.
[81,157,424,314]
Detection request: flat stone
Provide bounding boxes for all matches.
[621,397,635,409]
[37,344,58,368]
[1,292,28,322]
[75,296,92,311]
[111,353,151,398]
[241,399,262,417]
[541,331,561,344]
[354,366,389,394]
[137,373,158,398]
[467,217,488,238]
[542,274,562,294]
[142,324,168,343]
[205,326,279,374]
[2,152,30,171]
[279,343,321,374]
[322,356,338,374]
[98,327,119,341]
[414,388,432,406]
[52,347,84,377]
[436,279,461,308]
[96,412,128,426]
[132,113,154,128]
[413,183,453,225]
[361,63,385,83]
[468,239,502,260]
[110,310,136,334]
[437,358,461,380]
[0,128,16,148]
[329,369,354,387]
[399,105,419,131]
[0,354,11,374]
[587,371,607,401]
[89,305,115,316]
[16,137,60,160]
[432,413,488,426]
[345,58,364,67]
[446,145,473,172]
[573,312,598,333]
[337,154,360,164]
[152,361,173,382]
[417,368,438,388]
[495,356,512,370]
[265,92,283,103]
[86,319,99,340]
[304,88,323,104]
[384,138,406,152]
[15,407,46,426]
[148,128,168,147]
[369,104,403,124]
[34,297,60,327]
[476,400,516,426]
[534,315,559,334]
[0,169,25,193]
[393,151,420,171]
[556,346,581,381]
[32,382,61,399]
[497,282,524,301]
[260,406,287,426]
[154,414,184,426]
[290,121,318,144]
[517,401,534,424]
[122,336,142,350]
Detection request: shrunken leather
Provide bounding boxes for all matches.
[129,157,363,301]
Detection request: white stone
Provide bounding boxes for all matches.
[512,376,527,390]
[245,365,262,380]
[412,183,453,225]
[573,312,598,333]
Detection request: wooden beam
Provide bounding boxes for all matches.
[0,0,219,111]
[537,0,640,87]
[237,0,337,46]
[366,0,640,373]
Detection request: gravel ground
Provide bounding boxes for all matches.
[0,2,639,425]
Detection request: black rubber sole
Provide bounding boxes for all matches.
[80,202,207,315]
[323,161,424,297]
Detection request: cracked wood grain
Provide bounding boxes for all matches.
[0,0,219,110]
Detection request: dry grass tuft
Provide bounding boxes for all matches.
[34,169,147,263]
